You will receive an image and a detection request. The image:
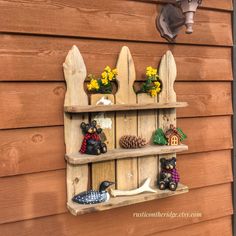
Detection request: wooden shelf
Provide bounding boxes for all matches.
[65,144,188,165]
[64,102,188,113]
[67,183,189,216]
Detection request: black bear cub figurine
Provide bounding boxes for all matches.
[80,120,107,155]
[158,157,179,191]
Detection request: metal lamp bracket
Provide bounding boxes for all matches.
[157,0,202,42]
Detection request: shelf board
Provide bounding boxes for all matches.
[65,144,188,165]
[64,102,188,113]
[67,183,189,216]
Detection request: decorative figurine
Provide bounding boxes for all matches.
[72,181,115,204]
[80,120,107,155]
[153,124,187,146]
[138,66,162,97]
[110,178,156,197]
[158,157,180,191]
[119,135,147,149]
[153,128,168,145]
[96,96,113,105]
[87,66,117,94]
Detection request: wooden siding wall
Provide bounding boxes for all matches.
[0,0,233,235]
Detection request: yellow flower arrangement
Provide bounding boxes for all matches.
[87,66,118,94]
[141,66,162,97]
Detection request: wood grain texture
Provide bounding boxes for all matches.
[0,35,232,82]
[0,82,65,129]
[153,216,232,236]
[0,127,65,178]
[67,184,188,216]
[0,82,232,129]
[178,150,233,189]
[66,145,188,165]
[135,0,233,11]
[178,116,233,154]
[137,94,158,187]
[63,46,89,200]
[158,51,177,162]
[176,82,233,118]
[0,183,232,233]
[65,102,188,113]
[0,1,232,46]
[115,46,138,190]
[91,94,115,190]
[0,116,231,177]
[0,170,67,224]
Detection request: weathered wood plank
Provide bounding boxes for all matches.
[0,34,232,82]
[0,1,232,46]
[0,116,232,177]
[66,145,188,165]
[155,216,233,236]
[137,94,158,187]
[90,94,115,190]
[115,46,138,190]
[63,46,89,201]
[0,182,232,231]
[67,184,188,216]
[158,50,177,162]
[65,102,188,113]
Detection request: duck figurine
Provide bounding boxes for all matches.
[72,181,115,204]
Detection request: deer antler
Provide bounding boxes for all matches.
[110,178,156,197]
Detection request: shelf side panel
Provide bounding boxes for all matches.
[63,45,89,200]
[115,46,138,190]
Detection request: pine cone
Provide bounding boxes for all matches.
[119,135,147,149]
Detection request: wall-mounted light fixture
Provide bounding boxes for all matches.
[157,0,202,41]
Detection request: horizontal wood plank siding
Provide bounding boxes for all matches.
[0,0,233,235]
[0,82,232,129]
[0,184,232,234]
[0,1,232,46]
[0,35,232,82]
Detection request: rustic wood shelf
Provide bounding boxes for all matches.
[65,144,188,165]
[67,183,189,216]
[64,102,188,113]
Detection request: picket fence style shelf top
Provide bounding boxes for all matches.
[64,102,188,113]
[67,183,189,216]
[66,144,188,165]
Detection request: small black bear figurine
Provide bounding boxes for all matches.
[158,157,179,191]
[80,120,107,155]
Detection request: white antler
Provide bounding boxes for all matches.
[110,178,156,197]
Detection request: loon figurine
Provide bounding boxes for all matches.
[72,181,115,204]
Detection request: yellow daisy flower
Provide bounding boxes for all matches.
[90,79,99,90]
[108,72,114,81]
[101,78,108,85]
[101,71,108,79]
[112,68,118,75]
[154,81,161,87]
[105,66,111,72]
[87,83,93,91]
